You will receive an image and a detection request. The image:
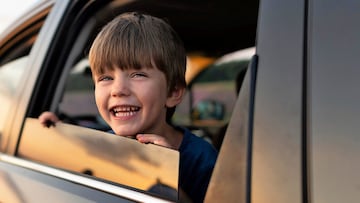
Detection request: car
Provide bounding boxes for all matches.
[1,0,359,202]
[0,0,258,202]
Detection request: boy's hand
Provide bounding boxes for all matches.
[136,134,177,150]
[39,111,60,128]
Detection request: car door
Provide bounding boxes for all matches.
[206,0,360,203]
[205,0,304,202]
[308,0,360,202]
[0,154,142,203]
[250,1,304,202]
[249,1,360,202]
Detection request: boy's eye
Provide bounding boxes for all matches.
[98,75,112,81]
[130,72,147,78]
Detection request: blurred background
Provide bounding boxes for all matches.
[0,0,39,33]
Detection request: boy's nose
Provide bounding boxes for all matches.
[111,79,130,97]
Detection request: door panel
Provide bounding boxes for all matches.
[0,157,134,203]
[309,0,360,202]
[252,0,304,202]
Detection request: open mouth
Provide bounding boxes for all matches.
[111,106,140,117]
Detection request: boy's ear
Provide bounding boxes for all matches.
[166,86,186,108]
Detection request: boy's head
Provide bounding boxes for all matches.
[88,12,187,136]
[89,12,186,94]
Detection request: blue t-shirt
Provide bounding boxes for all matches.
[178,128,218,202]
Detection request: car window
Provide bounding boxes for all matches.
[204,54,257,202]
[173,48,255,149]
[17,1,180,201]
[0,3,48,150]
[191,59,249,121]
[0,57,28,132]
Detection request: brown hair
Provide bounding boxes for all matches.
[89,12,186,94]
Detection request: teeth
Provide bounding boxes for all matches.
[112,106,139,113]
[114,111,137,117]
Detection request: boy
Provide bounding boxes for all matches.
[40,12,217,202]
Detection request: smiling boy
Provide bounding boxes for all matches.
[40,12,217,202]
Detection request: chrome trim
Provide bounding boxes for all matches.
[0,154,173,203]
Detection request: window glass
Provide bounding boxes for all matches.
[0,3,50,151]
[19,118,179,201]
[173,48,254,148]
[204,55,254,202]
[0,57,28,131]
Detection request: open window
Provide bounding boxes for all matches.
[18,1,181,201]
[173,47,255,150]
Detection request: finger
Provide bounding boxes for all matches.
[39,112,60,128]
[136,134,159,144]
[136,134,171,148]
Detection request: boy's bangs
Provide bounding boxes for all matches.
[91,27,158,74]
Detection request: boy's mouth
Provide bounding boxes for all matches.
[111,106,140,117]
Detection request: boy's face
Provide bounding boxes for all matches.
[93,66,179,138]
